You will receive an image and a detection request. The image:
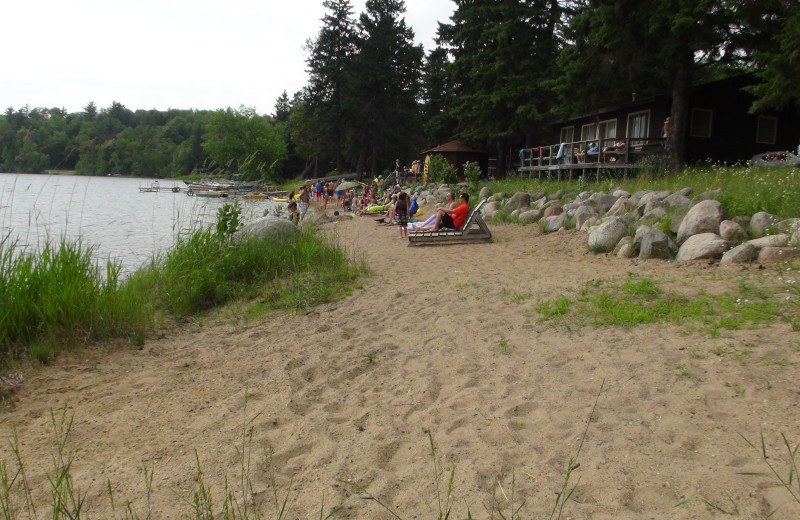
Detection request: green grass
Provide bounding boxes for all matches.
[0,207,365,366]
[535,274,784,334]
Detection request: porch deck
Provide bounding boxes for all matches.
[518,137,667,181]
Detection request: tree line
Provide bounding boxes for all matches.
[2,0,798,179]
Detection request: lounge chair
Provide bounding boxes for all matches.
[408,199,492,246]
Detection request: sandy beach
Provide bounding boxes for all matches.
[1,209,799,519]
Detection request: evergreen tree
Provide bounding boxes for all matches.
[304,0,358,172]
[421,44,457,147]
[349,0,424,174]
[441,0,562,173]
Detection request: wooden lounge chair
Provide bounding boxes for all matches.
[408,199,492,246]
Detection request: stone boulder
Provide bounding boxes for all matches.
[720,244,758,265]
[663,193,692,208]
[637,190,672,208]
[719,220,748,243]
[518,209,542,224]
[541,214,567,233]
[532,196,548,209]
[615,236,635,258]
[750,211,777,237]
[606,196,634,217]
[505,192,532,212]
[612,188,631,199]
[587,192,619,214]
[638,229,677,260]
[588,217,631,253]
[575,205,600,230]
[483,201,500,219]
[677,199,724,244]
[757,247,800,264]
[543,204,564,218]
[748,234,790,249]
[479,186,493,201]
[676,233,731,261]
[241,217,300,240]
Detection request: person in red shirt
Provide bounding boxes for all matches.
[430,193,469,231]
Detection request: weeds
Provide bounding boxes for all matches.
[739,429,800,510]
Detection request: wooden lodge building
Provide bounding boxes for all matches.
[519,74,800,178]
[423,139,490,176]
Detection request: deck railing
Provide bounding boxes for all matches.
[518,136,667,181]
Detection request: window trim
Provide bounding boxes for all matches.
[756,116,778,145]
[690,108,713,138]
[626,110,651,141]
[560,126,574,144]
[597,118,617,141]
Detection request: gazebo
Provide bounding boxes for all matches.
[422,139,489,177]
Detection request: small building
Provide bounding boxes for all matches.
[550,74,800,165]
[423,139,489,177]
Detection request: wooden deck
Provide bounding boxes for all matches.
[518,137,667,181]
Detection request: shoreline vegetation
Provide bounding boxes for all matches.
[1,165,799,518]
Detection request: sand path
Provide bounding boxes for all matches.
[1,211,799,519]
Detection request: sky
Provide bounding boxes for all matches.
[1,0,454,116]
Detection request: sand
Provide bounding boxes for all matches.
[1,209,799,519]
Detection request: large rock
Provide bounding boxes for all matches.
[750,211,778,237]
[777,218,800,235]
[543,204,564,218]
[615,236,635,258]
[719,220,748,243]
[612,188,631,199]
[479,186,493,201]
[605,196,634,217]
[639,229,677,260]
[240,217,300,240]
[663,193,692,208]
[587,192,619,214]
[637,190,672,208]
[748,234,790,249]
[541,214,567,232]
[720,244,758,265]
[483,201,500,219]
[676,233,731,261]
[588,217,631,253]
[575,205,600,230]
[758,247,800,264]
[677,199,725,244]
[518,209,542,224]
[532,196,548,209]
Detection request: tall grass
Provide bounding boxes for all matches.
[0,235,147,364]
[0,204,364,366]
[493,165,800,218]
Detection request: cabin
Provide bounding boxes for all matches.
[423,139,490,176]
[519,74,800,178]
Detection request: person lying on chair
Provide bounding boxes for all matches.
[415,193,470,232]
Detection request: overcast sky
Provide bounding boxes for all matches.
[1,0,454,116]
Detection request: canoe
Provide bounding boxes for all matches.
[273,197,290,203]
[244,193,270,199]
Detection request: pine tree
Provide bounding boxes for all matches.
[304,0,358,172]
[348,0,424,174]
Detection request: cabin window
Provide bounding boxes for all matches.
[690,109,713,138]
[598,119,617,143]
[756,116,778,145]
[580,123,597,144]
[560,126,574,144]
[627,111,650,143]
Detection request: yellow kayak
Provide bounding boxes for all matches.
[273,197,290,203]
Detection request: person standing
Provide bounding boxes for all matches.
[298,184,310,223]
[394,192,409,238]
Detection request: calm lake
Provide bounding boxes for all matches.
[0,173,281,277]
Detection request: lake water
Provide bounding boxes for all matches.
[0,173,281,277]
